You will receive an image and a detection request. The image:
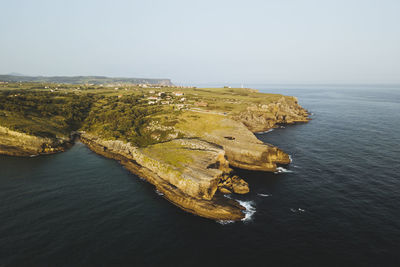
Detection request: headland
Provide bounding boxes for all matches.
[0,80,309,220]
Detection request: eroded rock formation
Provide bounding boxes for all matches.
[80,134,246,220]
[0,126,70,156]
[234,96,309,132]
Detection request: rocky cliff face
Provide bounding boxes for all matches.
[0,126,70,156]
[234,96,309,133]
[203,124,291,171]
[174,114,292,172]
[80,133,247,221]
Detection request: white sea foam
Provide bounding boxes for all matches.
[255,129,274,134]
[257,193,271,197]
[290,208,306,213]
[289,155,293,163]
[217,220,235,225]
[155,189,164,196]
[237,200,256,222]
[275,167,293,174]
[223,194,232,199]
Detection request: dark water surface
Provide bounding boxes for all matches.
[1,86,400,266]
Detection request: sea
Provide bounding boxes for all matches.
[0,85,399,266]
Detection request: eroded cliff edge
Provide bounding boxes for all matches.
[80,135,246,220]
[0,126,71,156]
[76,105,308,220]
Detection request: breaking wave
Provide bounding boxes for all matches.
[275,167,293,174]
[155,189,164,196]
[255,129,274,134]
[237,200,256,222]
[257,193,271,197]
[217,220,235,225]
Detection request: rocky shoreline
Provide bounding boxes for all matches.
[0,126,73,157]
[79,134,246,220]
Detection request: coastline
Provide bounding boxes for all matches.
[0,126,74,157]
[0,87,309,221]
[79,134,246,221]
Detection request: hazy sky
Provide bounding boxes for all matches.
[1,0,399,84]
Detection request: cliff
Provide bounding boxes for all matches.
[171,112,292,171]
[233,96,309,133]
[80,134,246,220]
[0,126,70,156]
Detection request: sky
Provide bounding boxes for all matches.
[1,0,399,84]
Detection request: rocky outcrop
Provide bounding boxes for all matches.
[175,115,292,172]
[205,127,290,171]
[218,175,249,194]
[0,126,70,156]
[234,96,309,133]
[80,133,246,221]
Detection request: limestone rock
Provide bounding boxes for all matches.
[219,187,232,194]
[0,126,70,156]
[80,134,246,221]
[232,176,250,194]
[234,96,309,133]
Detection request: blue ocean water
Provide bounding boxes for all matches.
[0,86,399,266]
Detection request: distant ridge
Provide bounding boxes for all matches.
[0,74,173,86]
[6,72,25,76]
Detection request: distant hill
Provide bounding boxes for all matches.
[0,75,173,86]
[6,72,25,76]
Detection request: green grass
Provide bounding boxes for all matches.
[174,111,232,136]
[140,141,195,170]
